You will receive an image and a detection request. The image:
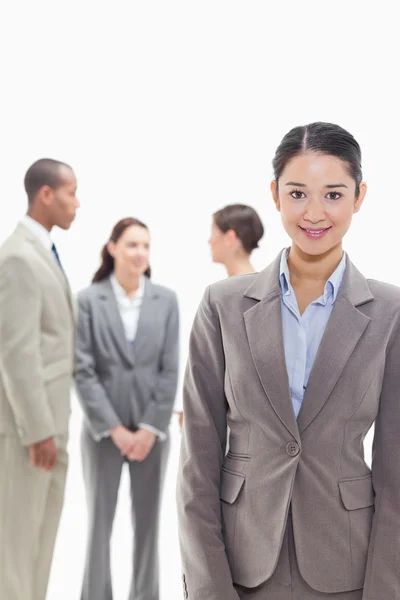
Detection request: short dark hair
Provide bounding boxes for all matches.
[213,204,264,254]
[24,158,72,204]
[272,122,363,195]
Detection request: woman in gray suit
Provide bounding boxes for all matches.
[178,123,400,599]
[75,217,179,600]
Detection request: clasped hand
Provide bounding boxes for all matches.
[110,425,156,462]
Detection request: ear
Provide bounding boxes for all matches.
[225,229,238,246]
[353,182,367,214]
[38,185,54,207]
[271,180,281,212]
[107,240,116,258]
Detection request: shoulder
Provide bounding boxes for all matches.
[208,272,258,304]
[0,230,34,267]
[77,281,106,305]
[367,278,400,313]
[150,280,177,304]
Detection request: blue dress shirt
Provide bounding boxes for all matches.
[279,249,347,418]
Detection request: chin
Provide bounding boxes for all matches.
[296,241,336,258]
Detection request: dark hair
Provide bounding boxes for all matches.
[92,217,151,283]
[213,203,264,254]
[24,158,72,205]
[272,122,363,195]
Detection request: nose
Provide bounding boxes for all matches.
[304,197,326,224]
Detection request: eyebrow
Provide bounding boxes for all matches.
[285,181,348,189]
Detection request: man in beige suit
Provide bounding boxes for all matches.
[0,158,79,600]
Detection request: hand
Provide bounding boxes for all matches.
[127,429,156,462]
[110,425,137,456]
[29,437,58,471]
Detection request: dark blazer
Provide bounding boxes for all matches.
[75,276,179,439]
[177,252,400,600]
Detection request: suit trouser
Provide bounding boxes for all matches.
[0,434,68,600]
[234,514,363,600]
[80,428,170,600]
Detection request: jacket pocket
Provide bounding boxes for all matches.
[338,473,374,510]
[220,468,245,504]
[226,450,251,461]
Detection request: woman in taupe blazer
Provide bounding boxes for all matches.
[75,217,179,600]
[177,123,400,599]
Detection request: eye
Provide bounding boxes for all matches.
[326,191,342,200]
[290,189,306,200]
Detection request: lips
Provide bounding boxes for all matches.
[300,226,331,239]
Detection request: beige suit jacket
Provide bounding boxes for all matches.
[0,222,75,446]
[177,252,400,600]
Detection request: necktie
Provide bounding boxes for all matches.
[51,243,63,270]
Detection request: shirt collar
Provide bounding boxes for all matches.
[279,248,347,304]
[21,215,53,251]
[110,272,145,303]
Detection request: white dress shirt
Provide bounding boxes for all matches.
[109,273,166,441]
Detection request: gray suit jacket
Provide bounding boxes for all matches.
[177,252,400,600]
[0,223,75,446]
[74,276,179,439]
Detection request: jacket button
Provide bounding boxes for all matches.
[286,441,300,457]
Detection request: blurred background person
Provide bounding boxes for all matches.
[0,158,79,600]
[209,203,264,276]
[75,217,179,600]
[176,203,264,429]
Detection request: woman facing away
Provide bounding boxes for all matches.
[75,217,179,600]
[176,204,264,429]
[177,122,400,599]
[209,203,264,277]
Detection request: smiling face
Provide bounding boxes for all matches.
[271,152,366,257]
[107,224,150,278]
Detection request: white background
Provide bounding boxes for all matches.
[0,1,399,598]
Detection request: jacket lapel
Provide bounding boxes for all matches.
[17,223,74,315]
[97,279,135,367]
[296,261,373,433]
[244,253,300,442]
[134,278,158,357]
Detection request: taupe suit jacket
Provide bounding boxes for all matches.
[177,252,400,600]
[74,277,179,439]
[0,223,75,446]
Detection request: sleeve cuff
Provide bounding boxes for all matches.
[93,429,111,442]
[138,423,167,441]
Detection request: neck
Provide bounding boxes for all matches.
[224,256,255,277]
[287,243,343,285]
[26,208,52,232]
[114,268,141,297]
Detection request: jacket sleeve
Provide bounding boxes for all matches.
[140,291,180,433]
[0,256,56,445]
[177,286,240,600]
[74,292,121,439]
[362,321,400,599]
